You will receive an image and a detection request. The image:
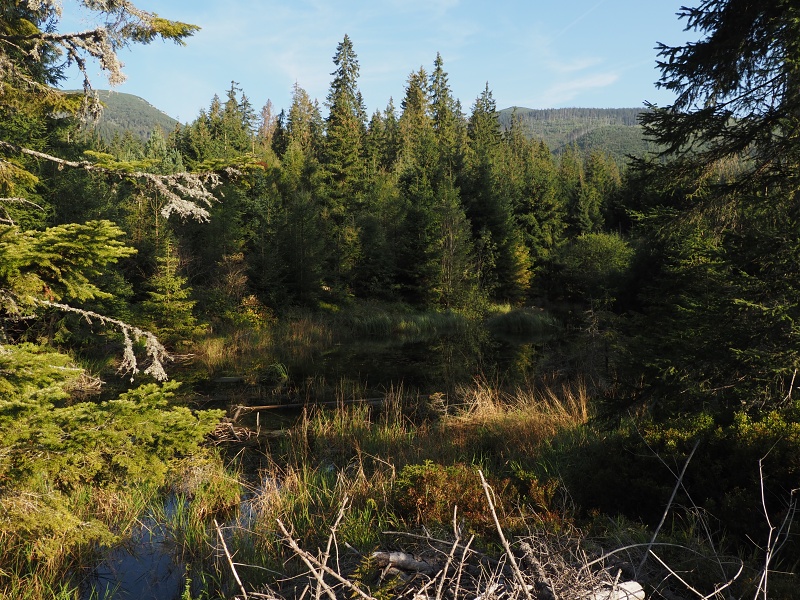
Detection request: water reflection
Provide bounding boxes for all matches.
[82,499,185,600]
[272,326,562,401]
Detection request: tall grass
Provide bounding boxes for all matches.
[191,303,480,383]
[486,305,561,336]
[227,376,592,574]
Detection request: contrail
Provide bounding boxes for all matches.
[555,0,608,38]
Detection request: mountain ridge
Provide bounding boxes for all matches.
[497,106,656,166]
[87,91,653,164]
[85,90,180,144]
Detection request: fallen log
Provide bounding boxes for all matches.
[586,581,645,600]
[234,397,387,415]
[371,550,439,576]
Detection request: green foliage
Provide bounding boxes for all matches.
[87,90,180,144]
[550,405,800,552]
[140,238,200,344]
[549,232,634,305]
[0,343,77,403]
[486,306,560,336]
[0,377,223,490]
[497,107,642,152]
[394,461,520,536]
[0,220,135,306]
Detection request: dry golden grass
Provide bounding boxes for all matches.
[193,328,274,378]
[442,377,591,458]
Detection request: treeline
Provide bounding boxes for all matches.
[498,107,643,127]
[21,31,797,422]
[85,38,628,328]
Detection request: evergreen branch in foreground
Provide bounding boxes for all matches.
[37,300,171,382]
[0,140,228,222]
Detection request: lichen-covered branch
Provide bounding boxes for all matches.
[38,299,171,381]
[0,141,227,221]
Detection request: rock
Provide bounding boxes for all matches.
[587,581,645,600]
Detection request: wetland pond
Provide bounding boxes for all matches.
[84,312,595,599]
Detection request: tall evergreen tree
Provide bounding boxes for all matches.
[395,68,438,304]
[500,116,564,277]
[321,35,367,290]
[429,54,466,185]
[463,84,530,302]
[630,0,800,413]
[558,144,586,236]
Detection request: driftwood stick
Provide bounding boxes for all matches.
[282,525,337,600]
[234,398,387,414]
[637,438,700,577]
[478,470,534,600]
[435,506,461,600]
[214,519,248,600]
[648,550,704,599]
[453,534,475,600]
[319,496,349,600]
[277,519,378,600]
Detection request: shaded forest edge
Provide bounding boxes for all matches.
[1,3,799,600]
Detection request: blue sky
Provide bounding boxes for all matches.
[61,0,693,123]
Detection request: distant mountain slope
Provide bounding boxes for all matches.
[498,107,659,167]
[86,90,180,144]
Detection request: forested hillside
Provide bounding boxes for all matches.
[1,1,799,599]
[498,107,657,165]
[86,90,180,143]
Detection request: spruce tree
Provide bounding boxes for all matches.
[631,0,800,413]
[140,237,198,345]
[395,68,438,304]
[463,84,530,302]
[429,54,466,184]
[500,117,564,277]
[321,35,367,290]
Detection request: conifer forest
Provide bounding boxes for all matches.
[1,1,799,599]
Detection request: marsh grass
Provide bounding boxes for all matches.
[487,305,561,336]
[193,327,274,380]
[0,450,241,600]
[214,375,593,583]
[447,377,590,460]
[191,303,481,387]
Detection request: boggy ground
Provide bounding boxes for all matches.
[186,376,794,600]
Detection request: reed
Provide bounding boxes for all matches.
[486,305,560,335]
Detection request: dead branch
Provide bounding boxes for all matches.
[637,438,700,577]
[479,469,534,600]
[277,519,378,600]
[215,519,249,600]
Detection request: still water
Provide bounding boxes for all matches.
[84,321,577,599]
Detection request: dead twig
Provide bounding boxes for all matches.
[277,519,378,600]
[753,453,799,600]
[478,470,535,600]
[215,519,249,600]
[637,437,700,577]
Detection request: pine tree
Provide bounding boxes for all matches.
[140,238,198,345]
[463,84,530,302]
[500,117,564,277]
[395,68,438,304]
[429,54,466,184]
[558,144,586,236]
[321,35,367,290]
[256,99,278,154]
[630,0,800,413]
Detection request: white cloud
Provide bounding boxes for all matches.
[545,56,604,75]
